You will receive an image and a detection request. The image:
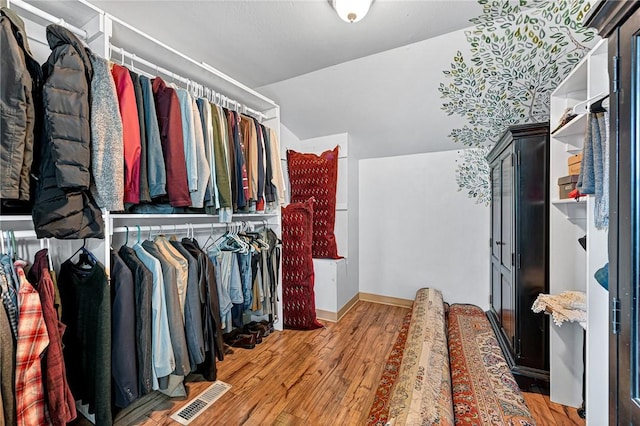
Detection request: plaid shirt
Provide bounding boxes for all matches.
[15,260,50,426]
[29,250,77,425]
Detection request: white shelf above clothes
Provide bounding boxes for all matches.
[0,215,33,222]
[552,113,587,140]
[552,198,587,221]
[551,198,586,205]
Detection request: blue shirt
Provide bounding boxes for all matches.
[175,88,197,193]
[133,243,175,389]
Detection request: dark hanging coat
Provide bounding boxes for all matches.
[0,7,42,203]
[32,24,104,239]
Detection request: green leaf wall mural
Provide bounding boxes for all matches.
[439,0,597,205]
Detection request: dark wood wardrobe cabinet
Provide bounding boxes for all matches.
[486,122,550,386]
[586,2,640,423]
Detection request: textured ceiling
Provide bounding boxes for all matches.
[89,0,484,87]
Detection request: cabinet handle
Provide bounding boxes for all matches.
[495,241,506,245]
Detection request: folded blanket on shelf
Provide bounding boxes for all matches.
[532,291,587,328]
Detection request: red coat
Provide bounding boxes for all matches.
[151,77,190,207]
[111,64,141,205]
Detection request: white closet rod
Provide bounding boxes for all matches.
[106,13,276,110]
[110,221,268,236]
[110,44,266,121]
[8,0,88,39]
[111,45,189,85]
[3,229,39,239]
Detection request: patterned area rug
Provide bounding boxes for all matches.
[366,310,412,426]
[367,288,454,426]
[448,304,536,426]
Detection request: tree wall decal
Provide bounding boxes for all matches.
[439,0,597,204]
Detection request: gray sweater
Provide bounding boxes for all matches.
[89,52,124,211]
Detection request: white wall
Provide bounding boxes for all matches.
[279,123,301,201]
[346,136,361,310]
[259,28,470,159]
[359,150,490,308]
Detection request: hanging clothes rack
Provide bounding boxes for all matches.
[110,44,190,86]
[110,221,266,236]
[8,0,88,39]
[0,229,40,240]
[109,43,267,121]
[105,13,275,110]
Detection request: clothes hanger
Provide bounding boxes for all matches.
[169,224,179,241]
[210,223,241,252]
[243,225,269,250]
[8,230,23,264]
[46,239,54,272]
[124,226,129,247]
[1,231,20,290]
[69,239,96,270]
[131,53,136,74]
[230,222,249,253]
[203,223,218,250]
[8,230,15,259]
[137,225,141,244]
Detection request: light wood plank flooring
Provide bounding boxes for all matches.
[73,301,583,425]
[522,392,586,426]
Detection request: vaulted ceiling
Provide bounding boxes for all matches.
[90,0,484,88]
[32,0,559,159]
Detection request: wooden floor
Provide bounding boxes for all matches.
[522,392,586,426]
[74,301,584,425]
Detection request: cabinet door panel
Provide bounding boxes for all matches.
[501,273,515,350]
[501,153,513,270]
[492,264,501,315]
[492,165,501,260]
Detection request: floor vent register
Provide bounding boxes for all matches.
[170,381,232,425]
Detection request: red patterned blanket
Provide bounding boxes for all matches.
[448,304,535,425]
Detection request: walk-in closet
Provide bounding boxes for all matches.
[1,0,285,423]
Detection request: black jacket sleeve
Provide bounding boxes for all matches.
[42,44,91,190]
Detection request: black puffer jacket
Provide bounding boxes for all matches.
[32,24,104,239]
[0,7,42,202]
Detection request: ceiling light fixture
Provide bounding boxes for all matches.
[332,0,373,23]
